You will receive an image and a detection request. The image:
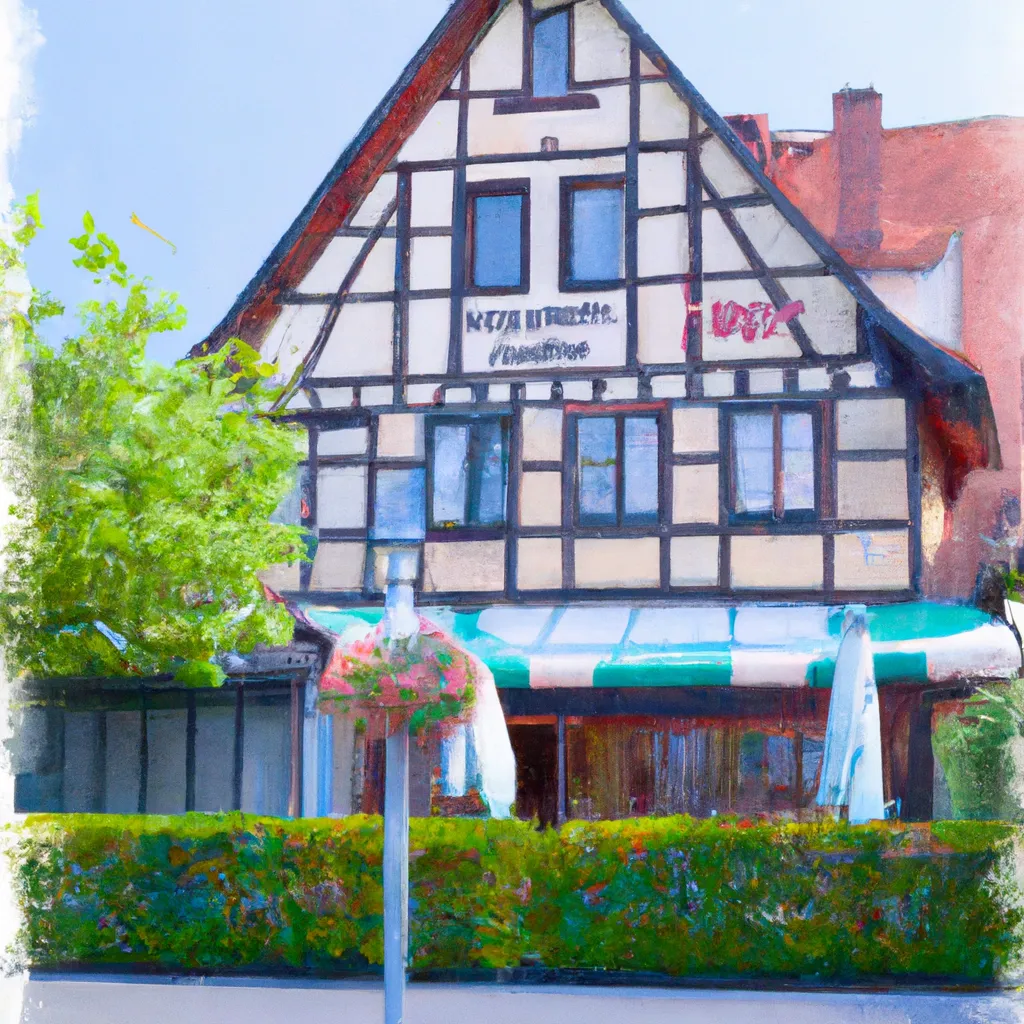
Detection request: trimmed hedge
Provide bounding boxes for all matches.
[8,815,1023,981]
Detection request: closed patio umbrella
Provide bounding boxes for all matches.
[816,607,885,824]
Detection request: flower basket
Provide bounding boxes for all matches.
[319,615,476,734]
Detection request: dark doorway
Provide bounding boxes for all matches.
[509,723,558,827]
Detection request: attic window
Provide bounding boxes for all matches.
[493,3,599,115]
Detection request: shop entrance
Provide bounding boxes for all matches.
[508,719,559,827]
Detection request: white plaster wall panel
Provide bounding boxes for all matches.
[670,536,720,587]
[350,173,398,228]
[467,86,630,156]
[798,367,830,391]
[639,81,690,141]
[834,530,910,591]
[318,427,368,458]
[700,136,763,197]
[410,236,452,292]
[837,398,907,450]
[573,0,630,82]
[407,383,441,406]
[488,383,512,402]
[517,538,563,590]
[702,371,734,397]
[602,377,638,401]
[285,390,311,411]
[637,284,687,364]
[445,387,474,404]
[449,70,462,91]
[731,535,824,590]
[376,414,425,460]
[310,543,365,592]
[638,213,688,278]
[468,0,524,91]
[296,237,363,294]
[397,100,460,163]
[651,375,687,398]
[410,170,455,227]
[317,301,395,377]
[465,156,626,184]
[732,205,820,268]
[837,460,909,520]
[317,387,355,409]
[407,299,451,375]
[639,50,665,77]
[701,279,803,361]
[259,562,301,592]
[525,381,554,401]
[672,406,719,453]
[317,466,368,529]
[261,304,326,380]
[638,151,686,209]
[352,237,397,294]
[701,209,751,274]
[424,541,506,593]
[520,472,562,526]
[673,464,720,524]
[748,369,785,394]
[521,408,564,461]
[844,362,881,388]
[784,275,858,356]
[560,380,593,400]
[574,538,661,589]
[361,385,394,406]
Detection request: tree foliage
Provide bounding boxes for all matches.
[0,200,306,685]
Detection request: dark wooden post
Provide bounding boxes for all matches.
[288,673,303,818]
[904,692,935,821]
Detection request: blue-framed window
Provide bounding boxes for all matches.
[729,405,817,521]
[428,416,509,530]
[561,177,625,289]
[576,414,659,527]
[468,181,530,293]
[532,8,570,98]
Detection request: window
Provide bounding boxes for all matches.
[532,8,570,98]
[729,406,816,521]
[576,414,659,526]
[429,417,509,529]
[561,177,625,289]
[467,181,530,294]
[372,468,426,540]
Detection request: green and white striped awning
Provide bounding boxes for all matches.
[301,602,1021,690]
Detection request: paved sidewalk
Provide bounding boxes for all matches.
[11,976,1024,1024]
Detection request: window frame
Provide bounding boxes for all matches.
[426,414,511,533]
[725,402,821,525]
[572,410,661,529]
[465,179,531,297]
[559,174,627,292]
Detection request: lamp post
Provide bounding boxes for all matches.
[382,550,419,1024]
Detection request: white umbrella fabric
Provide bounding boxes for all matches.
[816,607,886,823]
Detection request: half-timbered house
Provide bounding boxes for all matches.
[19,0,1020,821]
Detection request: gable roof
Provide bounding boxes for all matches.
[197,0,1000,495]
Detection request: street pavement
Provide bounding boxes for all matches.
[9,976,1024,1024]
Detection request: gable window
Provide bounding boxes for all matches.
[532,7,570,97]
[576,414,659,526]
[467,181,530,294]
[561,177,625,290]
[729,406,816,521]
[429,416,509,529]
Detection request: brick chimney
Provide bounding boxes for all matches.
[725,113,772,174]
[833,87,883,251]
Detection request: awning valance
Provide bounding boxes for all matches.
[300,602,1020,691]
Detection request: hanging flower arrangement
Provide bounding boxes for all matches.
[319,616,476,733]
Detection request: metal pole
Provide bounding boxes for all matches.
[382,549,419,1024]
[383,718,409,1024]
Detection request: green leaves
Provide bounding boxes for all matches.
[0,202,308,683]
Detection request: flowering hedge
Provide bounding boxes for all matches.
[8,815,1022,981]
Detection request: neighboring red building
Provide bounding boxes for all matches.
[727,94,1024,599]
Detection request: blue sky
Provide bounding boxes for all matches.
[14,0,1024,365]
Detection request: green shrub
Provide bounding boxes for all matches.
[7,815,1022,981]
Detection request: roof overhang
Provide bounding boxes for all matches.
[299,601,1021,692]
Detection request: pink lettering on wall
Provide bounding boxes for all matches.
[710,299,806,342]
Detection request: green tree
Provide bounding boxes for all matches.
[0,200,306,686]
